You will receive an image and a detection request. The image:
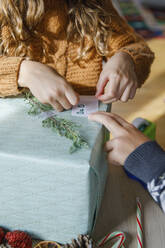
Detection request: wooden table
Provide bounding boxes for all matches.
[93,39,165,247]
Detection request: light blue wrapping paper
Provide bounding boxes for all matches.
[0,97,109,243]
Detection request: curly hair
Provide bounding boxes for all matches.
[0,0,112,59]
[0,0,45,56]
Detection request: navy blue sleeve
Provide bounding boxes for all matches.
[124,141,165,212]
[124,141,165,184]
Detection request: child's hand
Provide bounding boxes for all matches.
[95,52,138,103]
[18,61,79,111]
[88,112,149,166]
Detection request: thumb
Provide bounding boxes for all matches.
[65,87,79,106]
[95,75,109,98]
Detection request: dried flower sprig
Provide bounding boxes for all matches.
[24,92,89,153]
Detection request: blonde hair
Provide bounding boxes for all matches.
[0,0,111,59]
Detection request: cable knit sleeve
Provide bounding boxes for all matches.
[105,0,155,87]
[0,24,25,98]
[0,56,24,97]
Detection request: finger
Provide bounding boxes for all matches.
[105,140,113,152]
[102,98,120,104]
[98,76,120,102]
[120,84,132,102]
[117,78,129,99]
[90,111,131,128]
[110,113,131,128]
[50,100,64,112]
[65,87,79,106]
[88,111,124,136]
[129,84,137,99]
[58,96,72,110]
[95,74,109,97]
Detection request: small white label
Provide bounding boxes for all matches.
[72,96,98,117]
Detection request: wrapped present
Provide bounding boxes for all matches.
[0,96,109,243]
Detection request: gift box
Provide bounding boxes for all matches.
[0,97,109,243]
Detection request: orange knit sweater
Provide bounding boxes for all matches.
[0,0,154,97]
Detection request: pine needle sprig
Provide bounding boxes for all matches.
[24,92,89,153]
[42,116,88,153]
[25,92,53,115]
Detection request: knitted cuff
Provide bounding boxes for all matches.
[119,44,155,87]
[124,141,165,184]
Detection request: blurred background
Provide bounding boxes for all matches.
[113,0,165,39]
[111,0,165,149]
[94,3,165,247]
[142,0,165,7]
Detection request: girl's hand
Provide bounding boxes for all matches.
[95,52,138,103]
[88,112,149,166]
[18,60,79,112]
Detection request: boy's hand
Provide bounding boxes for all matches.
[88,112,149,165]
[95,52,138,103]
[18,61,79,112]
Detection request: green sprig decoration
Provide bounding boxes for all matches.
[24,92,89,153]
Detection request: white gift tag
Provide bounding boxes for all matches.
[72,96,98,117]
